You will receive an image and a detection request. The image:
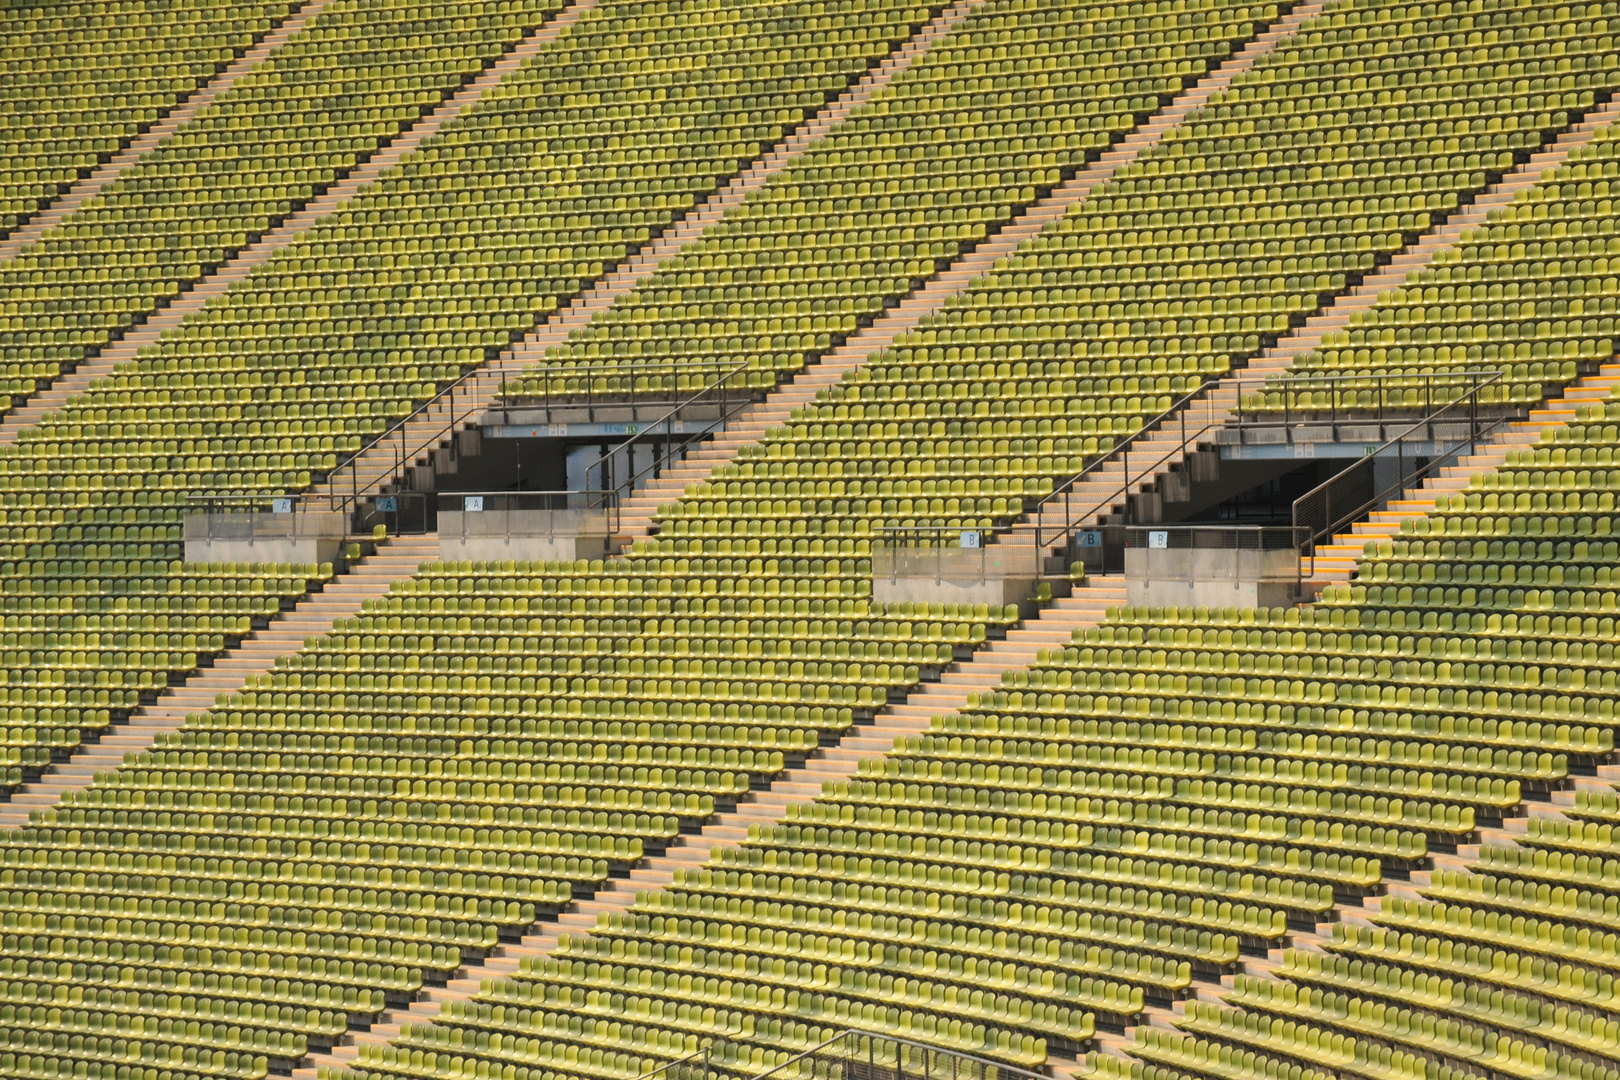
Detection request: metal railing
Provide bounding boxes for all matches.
[328,367,490,503]
[1029,380,1225,578]
[1232,368,1508,439]
[633,1030,1050,1080]
[594,359,755,507]
[1293,369,1511,575]
[1029,369,1515,581]
[495,358,752,418]
[186,491,437,539]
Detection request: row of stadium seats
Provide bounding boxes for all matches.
[500,0,1281,399]
[1253,105,1620,411]
[320,0,1620,1070]
[0,0,948,779]
[0,0,576,410]
[651,0,1620,543]
[1,548,1014,1074]
[0,0,291,235]
[510,0,1620,455]
[0,559,326,783]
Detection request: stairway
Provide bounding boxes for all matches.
[0,535,440,831]
[0,0,335,263]
[611,0,1333,549]
[0,0,607,445]
[305,0,983,504]
[292,576,1124,1078]
[1303,362,1620,581]
[1003,90,1620,567]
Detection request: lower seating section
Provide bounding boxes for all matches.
[1251,109,1620,412]
[0,0,942,787]
[331,339,1620,1080]
[332,394,1620,1080]
[0,0,291,235]
[0,0,576,409]
[0,550,1009,1080]
[502,0,1280,399]
[0,560,328,779]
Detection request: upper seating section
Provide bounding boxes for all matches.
[500,0,1282,400]
[1251,114,1620,414]
[0,0,944,788]
[125,0,943,448]
[659,0,1620,547]
[0,0,292,236]
[515,0,1620,424]
[919,0,1620,446]
[0,0,576,413]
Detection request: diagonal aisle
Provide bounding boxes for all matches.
[610,0,1330,546]
[0,536,441,830]
[0,0,300,239]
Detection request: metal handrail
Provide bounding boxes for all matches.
[597,359,755,514]
[327,365,490,503]
[1233,367,1511,436]
[632,1046,714,1080]
[1028,379,1223,577]
[1292,369,1509,577]
[1028,368,1514,581]
[872,524,1012,587]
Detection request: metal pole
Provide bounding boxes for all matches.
[1122,442,1130,525]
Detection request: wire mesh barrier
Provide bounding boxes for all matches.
[435,490,618,547]
[871,525,1012,584]
[186,491,440,541]
[635,1031,1052,1080]
[1072,524,1308,582]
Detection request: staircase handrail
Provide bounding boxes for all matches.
[1027,378,1225,577]
[1292,368,1509,577]
[598,359,756,536]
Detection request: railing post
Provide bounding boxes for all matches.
[1122,442,1130,525]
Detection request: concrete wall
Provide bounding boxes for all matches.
[1125,546,1300,609]
[872,573,1035,612]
